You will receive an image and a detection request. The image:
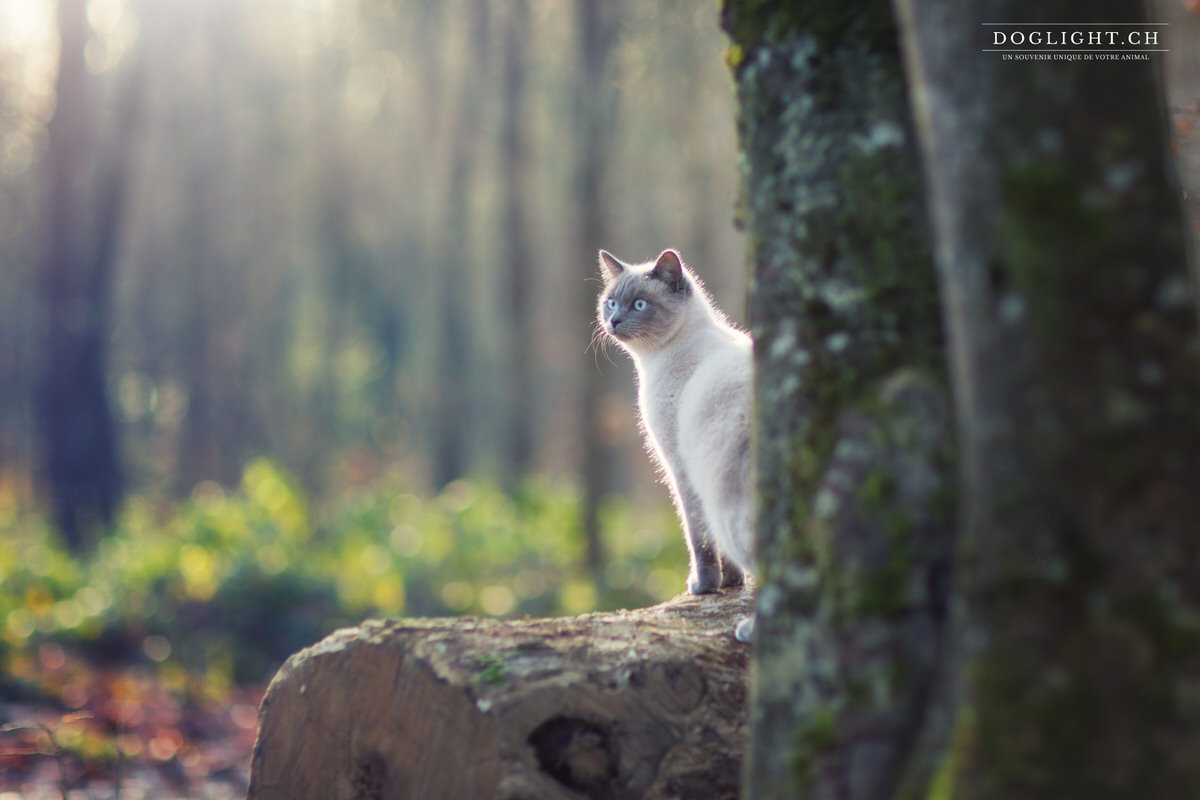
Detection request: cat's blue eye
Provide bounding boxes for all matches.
[606,298,618,310]
[634,299,647,311]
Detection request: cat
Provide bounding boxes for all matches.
[595,248,755,641]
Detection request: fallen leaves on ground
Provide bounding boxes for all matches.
[1,644,263,800]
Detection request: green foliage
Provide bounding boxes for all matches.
[471,654,509,687]
[0,459,686,684]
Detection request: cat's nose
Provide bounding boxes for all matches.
[610,316,624,328]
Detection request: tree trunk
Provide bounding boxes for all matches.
[178,12,234,491]
[574,0,620,577]
[893,2,1200,797]
[721,4,954,798]
[1158,0,1200,279]
[35,0,133,549]
[501,0,536,480]
[248,591,752,800]
[432,0,490,488]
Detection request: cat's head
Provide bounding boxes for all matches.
[595,249,693,352]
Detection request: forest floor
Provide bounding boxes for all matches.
[1,645,262,800]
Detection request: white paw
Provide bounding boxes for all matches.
[687,569,719,595]
[734,615,755,643]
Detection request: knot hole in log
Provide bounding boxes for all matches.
[352,751,385,800]
[528,716,617,799]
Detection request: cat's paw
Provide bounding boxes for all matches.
[719,563,745,590]
[687,567,720,595]
[734,615,755,643]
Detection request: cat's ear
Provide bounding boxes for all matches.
[651,249,686,292]
[598,250,624,281]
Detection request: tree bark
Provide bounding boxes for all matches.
[248,591,752,800]
[894,1,1200,797]
[721,4,954,798]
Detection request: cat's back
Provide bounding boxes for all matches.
[641,318,749,391]
[675,323,752,531]
[636,320,748,452]
[680,324,752,425]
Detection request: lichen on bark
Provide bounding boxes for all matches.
[721,2,953,798]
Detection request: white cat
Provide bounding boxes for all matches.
[596,248,755,641]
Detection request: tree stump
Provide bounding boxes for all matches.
[247,589,752,800]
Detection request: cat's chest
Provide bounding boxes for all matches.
[639,382,678,439]
[637,352,702,451]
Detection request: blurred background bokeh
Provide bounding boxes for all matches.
[0,3,748,789]
[0,0,747,681]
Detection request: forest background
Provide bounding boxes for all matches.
[1,1,1199,797]
[0,1,745,795]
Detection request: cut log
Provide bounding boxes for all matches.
[248,589,752,800]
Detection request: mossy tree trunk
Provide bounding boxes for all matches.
[721,4,954,798]
[894,2,1200,797]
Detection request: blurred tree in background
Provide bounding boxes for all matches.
[34,0,139,551]
[0,0,745,549]
[574,0,620,578]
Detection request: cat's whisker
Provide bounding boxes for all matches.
[585,321,619,368]
[586,324,603,355]
[587,323,603,352]
[585,324,608,370]
[596,334,616,367]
